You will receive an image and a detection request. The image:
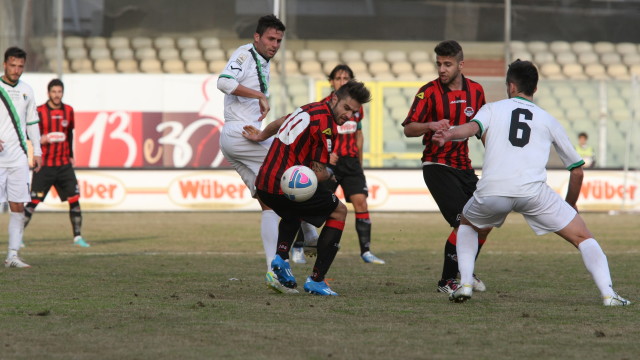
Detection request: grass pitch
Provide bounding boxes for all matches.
[0,211,638,359]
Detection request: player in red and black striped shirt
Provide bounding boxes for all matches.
[402,40,491,294]
[24,79,89,247]
[246,81,371,295]
[315,65,384,265]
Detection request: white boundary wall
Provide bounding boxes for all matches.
[36,169,640,212]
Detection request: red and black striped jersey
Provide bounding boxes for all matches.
[402,75,485,170]
[256,101,336,194]
[37,102,74,167]
[321,93,363,158]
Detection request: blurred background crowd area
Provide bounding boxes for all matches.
[1,0,639,169]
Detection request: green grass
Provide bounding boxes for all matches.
[1,212,638,360]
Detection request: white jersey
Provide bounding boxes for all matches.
[0,78,41,167]
[219,43,271,123]
[472,97,583,197]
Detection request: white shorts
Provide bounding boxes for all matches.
[0,163,31,203]
[463,184,577,235]
[220,121,273,197]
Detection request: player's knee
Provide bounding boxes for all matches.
[332,202,348,222]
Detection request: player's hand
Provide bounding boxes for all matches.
[242,125,264,142]
[257,96,270,122]
[0,139,4,152]
[41,134,49,144]
[431,130,447,147]
[32,156,42,173]
[430,119,451,132]
[329,153,339,166]
[70,157,75,167]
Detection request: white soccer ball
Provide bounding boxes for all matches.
[280,165,318,202]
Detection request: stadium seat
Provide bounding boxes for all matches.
[154,36,175,49]
[317,49,339,63]
[414,62,436,77]
[203,48,226,61]
[600,53,621,66]
[555,51,577,65]
[64,36,84,48]
[384,94,408,110]
[41,37,57,49]
[140,59,162,73]
[408,50,430,64]
[341,49,362,63]
[44,46,62,61]
[199,37,221,50]
[571,41,593,54]
[511,51,532,62]
[346,61,369,76]
[563,63,586,79]
[549,41,571,54]
[533,51,555,65]
[94,58,116,73]
[607,64,630,80]
[510,40,527,52]
[70,58,92,73]
[185,59,208,73]
[552,84,574,98]
[48,58,70,73]
[158,48,180,61]
[391,61,414,77]
[578,52,599,65]
[615,42,637,55]
[584,64,607,79]
[386,50,408,63]
[108,36,130,49]
[135,47,157,60]
[116,59,138,73]
[300,61,323,77]
[593,41,615,54]
[176,37,198,50]
[131,37,153,49]
[67,47,88,60]
[163,59,186,73]
[209,60,228,73]
[363,49,385,63]
[527,41,548,53]
[89,47,111,60]
[369,61,391,76]
[322,61,340,75]
[396,73,418,81]
[112,47,134,60]
[622,53,640,66]
[181,48,202,61]
[540,63,563,79]
[295,49,316,63]
[630,64,640,75]
[86,36,108,49]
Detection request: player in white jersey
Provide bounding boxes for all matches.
[433,60,630,306]
[217,15,318,275]
[1,47,42,268]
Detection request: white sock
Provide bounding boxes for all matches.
[578,238,615,298]
[8,211,25,257]
[300,221,318,242]
[457,225,479,286]
[261,210,280,272]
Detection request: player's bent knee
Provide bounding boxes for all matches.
[331,202,348,222]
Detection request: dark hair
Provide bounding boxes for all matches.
[4,46,27,62]
[47,78,64,91]
[334,80,371,105]
[578,132,588,139]
[255,14,285,35]
[328,64,354,81]
[434,40,463,61]
[506,59,538,96]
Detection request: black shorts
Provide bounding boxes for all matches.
[330,156,367,202]
[256,183,340,228]
[423,164,478,228]
[30,164,80,202]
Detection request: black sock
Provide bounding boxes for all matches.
[275,219,300,260]
[24,203,36,228]
[440,235,459,283]
[69,201,82,237]
[355,212,371,255]
[292,227,305,248]
[311,220,344,282]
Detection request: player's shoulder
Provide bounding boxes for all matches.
[413,81,437,99]
[464,76,485,91]
[62,103,74,112]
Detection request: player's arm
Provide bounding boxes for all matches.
[356,129,364,164]
[403,119,450,137]
[310,160,334,182]
[27,99,42,172]
[69,107,75,165]
[432,121,481,147]
[217,75,269,121]
[565,166,584,210]
[242,115,285,142]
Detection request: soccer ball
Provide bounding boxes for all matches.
[280,165,317,202]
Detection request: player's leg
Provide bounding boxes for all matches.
[4,166,32,268]
[24,166,55,229]
[290,228,307,264]
[220,129,278,272]
[56,164,89,247]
